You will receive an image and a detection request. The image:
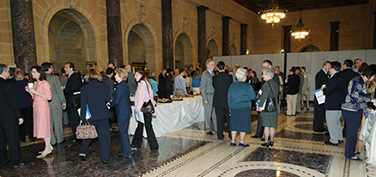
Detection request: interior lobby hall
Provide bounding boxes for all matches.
[0,109,375,177]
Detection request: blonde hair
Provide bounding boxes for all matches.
[85,69,102,82]
[115,68,128,81]
[14,70,24,81]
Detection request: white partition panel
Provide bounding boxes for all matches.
[310,52,325,100]
[231,55,243,67]
[366,50,376,64]
[338,50,351,64]
[252,55,264,79]
[324,51,338,61]
[352,50,366,61]
[286,53,299,72]
[241,55,253,68]
[273,54,285,72]
[298,53,311,71]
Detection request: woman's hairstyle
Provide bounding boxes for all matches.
[235,68,247,80]
[135,70,149,83]
[14,70,24,81]
[192,68,201,78]
[359,62,369,73]
[31,66,46,81]
[115,68,128,81]
[252,70,257,77]
[362,64,376,79]
[262,68,275,78]
[85,69,102,82]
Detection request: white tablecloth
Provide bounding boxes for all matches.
[360,109,376,165]
[128,96,204,137]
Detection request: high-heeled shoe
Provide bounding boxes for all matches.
[78,153,87,161]
[269,141,274,147]
[39,147,53,154]
[36,150,52,158]
[261,142,269,148]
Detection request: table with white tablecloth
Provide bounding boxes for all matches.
[128,96,204,137]
[359,108,376,165]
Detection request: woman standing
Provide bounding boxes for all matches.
[25,66,52,158]
[228,68,256,147]
[258,68,279,148]
[341,65,376,161]
[131,70,158,151]
[300,67,310,110]
[78,69,111,164]
[109,68,132,158]
[191,69,201,94]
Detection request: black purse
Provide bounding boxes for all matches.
[264,82,277,112]
[141,82,155,114]
[72,92,81,109]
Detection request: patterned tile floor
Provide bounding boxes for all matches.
[0,108,374,176]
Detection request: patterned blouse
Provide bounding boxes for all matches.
[341,76,372,111]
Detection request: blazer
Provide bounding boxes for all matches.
[110,81,132,116]
[102,75,115,100]
[259,79,279,117]
[127,72,137,95]
[158,73,168,91]
[315,69,329,90]
[64,72,81,106]
[201,70,215,103]
[0,77,21,125]
[46,73,66,109]
[227,81,256,109]
[324,72,344,110]
[213,71,233,108]
[286,74,300,94]
[80,80,111,120]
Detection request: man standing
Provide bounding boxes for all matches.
[313,61,330,132]
[353,58,362,73]
[322,61,343,146]
[213,61,233,140]
[125,65,136,95]
[158,68,169,99]
[41,62,66,145]
[102,68,115,128]
[174,69,187,97]
[201,59,217,135]
[295,67,304,114]
[63,62,81,142]
[0,64,24,168]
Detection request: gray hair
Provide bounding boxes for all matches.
[0,64,7,74]
[235,68,247,80]
[262,68,275,78]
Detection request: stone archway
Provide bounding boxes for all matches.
[127,24,156,72]
[229,44,238,55]
[48,9,96,72]
[174,33,193,69]
[206,39,219,59]
[300,45,320,52]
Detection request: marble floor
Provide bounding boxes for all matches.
[0,108,375,177]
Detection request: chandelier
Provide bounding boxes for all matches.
[290,11,310,40]
[258,0,287,27]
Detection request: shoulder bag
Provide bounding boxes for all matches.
[264,81,277,112]
[141,82,155,114]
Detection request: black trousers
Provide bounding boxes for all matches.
[0,123,21,165]
[313,97,326,131]
[79,118,111,161]
[132,113,159,149]
[19,106,33,141]
[255,113,264,137]
[66,103,80,137]
[215,107,231,139]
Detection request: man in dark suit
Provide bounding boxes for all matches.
[0,64,24,168]
[103,68,116,129]
[313,61,330,132]
[213,61,233,140]
[63,62,81,141]
[158,68,169,99]
[125,65,137,95]
[340,59,359,136]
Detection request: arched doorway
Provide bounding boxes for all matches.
[229,44,237,55]
[127,24,156,72]
[300,45,320,52]
[174,33,193,69]
[48,9,96,73]
[206,39,219,59]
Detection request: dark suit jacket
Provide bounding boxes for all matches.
[0,77,21,125]
[126,72,137,95]
[315,69,329,90]
[213,72,233,108]
[286,74,300,94]
[324,72,344,110]
[110,81,132,116]
[158,73,168,91]
[64,72,81,106]
[102,75,115,100]
[80,80,111,121]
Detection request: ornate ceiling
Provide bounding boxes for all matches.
[234,0,369,13]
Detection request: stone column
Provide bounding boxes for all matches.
[106,0,123,67]
[197,6,208,70]
[282,25,292,53]
[222,16,231,56]
[10,0,37,73]
[240,24,248,55]
[162,0,173,69]
[330,21,340,51]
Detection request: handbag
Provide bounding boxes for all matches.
[76,120,98,139]
[72,91,81,109]
[141,82,155,114]
[264,82,277,112]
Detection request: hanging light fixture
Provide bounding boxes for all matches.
[290,11,310,40]
[258,0,287,27]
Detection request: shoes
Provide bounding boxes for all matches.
[151,148,159,152]
[251,135,261,138]
[36,150,52,159]
[218,137,224,140]
[261,142,269,148]
[230,143,237,147]
[307,108,310,110]
[131,145,140,151]
[260,138,265,141]
[269,141,274,147]
[324,141,338,146]
[239,143,249,148]
[102,160,108,164]
[12,161,25,168]
[206,131,214,135]
[338,140,343,144]
[39,147,53,154]
[78,153,87,161]
[347,156,362,161]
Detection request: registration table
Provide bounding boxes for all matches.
[360,108,376,165]
[128,96,204,137]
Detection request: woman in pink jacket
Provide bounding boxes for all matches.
[131,70,158,151]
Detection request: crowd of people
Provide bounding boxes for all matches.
[0,57,375,167]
